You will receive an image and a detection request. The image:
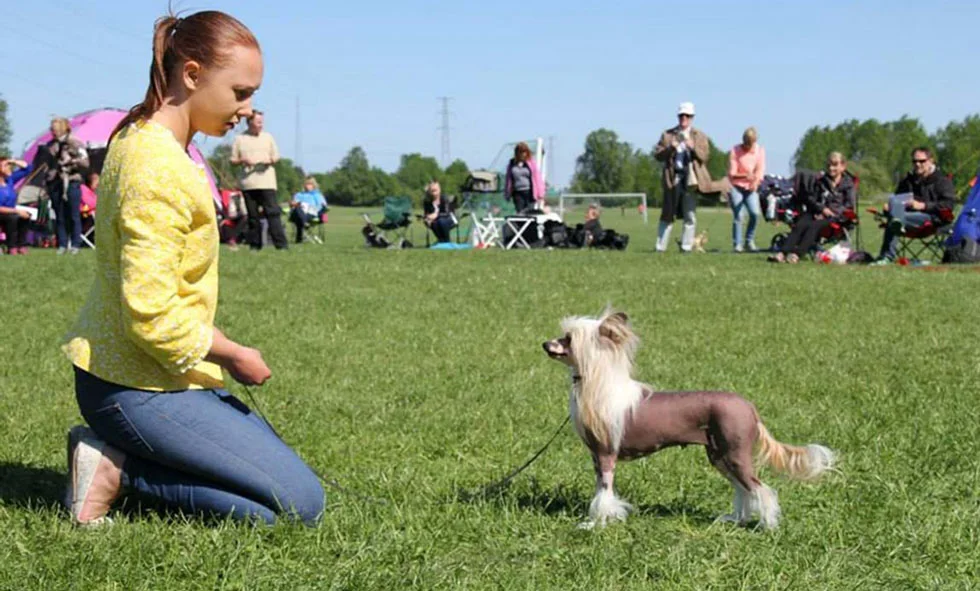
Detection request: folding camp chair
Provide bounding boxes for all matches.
[80,211,96,249]
[363,196,415,247]
[462,193,515,248]
[290,206,327,244]
[503,214,537,249]
[416,197,468,247]
[883,208,955,261]
[78,183,97,249]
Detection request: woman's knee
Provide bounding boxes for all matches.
[277,471,325,525]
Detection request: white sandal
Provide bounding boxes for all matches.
[66,426,116,527]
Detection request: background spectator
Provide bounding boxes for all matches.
[727,126,766,252]
[0,157,33,255]
[231,110,287,250]
[45,117,89,254]
[873,147,956,264]
[504,142,545,213]
[653,102,715,253]
[289,176,328,244]
[770,153,855,263]
[422,181,456,243]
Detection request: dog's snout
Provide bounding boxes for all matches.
[542,341,552,352]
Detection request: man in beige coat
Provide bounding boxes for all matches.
[653,102,723,252]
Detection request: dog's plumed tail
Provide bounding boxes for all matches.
[755,422,834,481]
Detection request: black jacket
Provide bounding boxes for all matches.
[794,170,857,217]
[815,172,856,216]
[895,169,956,217]
[423,196,454,217]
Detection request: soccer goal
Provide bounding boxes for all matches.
[556,193,649,224]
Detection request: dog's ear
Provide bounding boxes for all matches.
[599,312,631,346]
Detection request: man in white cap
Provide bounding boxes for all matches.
[653,101,716,252]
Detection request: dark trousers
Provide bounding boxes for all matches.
[781,213,829,256]
[512,189,533,214]
[243,189,288,250]
[219,217,247,244]
[427,214,456,243]
[0,213,30,249]
[289,208,320,243]
[660,173,695,224]
[49,179,82,248]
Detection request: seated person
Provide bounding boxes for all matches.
[580,203,603,246]
[770,152,856,263]
[80,171,99,231]
[289,176,328,244]
[218,188,248,249]
[873,147,956,264]
[422,181,456,243]
[0,157,33,255]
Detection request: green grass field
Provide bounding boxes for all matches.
[1,206,978,590]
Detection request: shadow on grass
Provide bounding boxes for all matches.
[0,462,251,527]
[453,478,716,523]
[0,462,66,510]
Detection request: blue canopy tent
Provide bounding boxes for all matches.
[944,172,980,263]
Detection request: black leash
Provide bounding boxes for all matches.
[241,385,388,505]
[459,415,571,500]
[242,385,571,505]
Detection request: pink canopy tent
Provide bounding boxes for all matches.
[17,107,223,208]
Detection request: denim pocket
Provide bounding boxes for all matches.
[91,402,155,454]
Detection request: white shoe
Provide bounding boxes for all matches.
[69,247,80,255]
[66,426,116,527]
[56,247,67,255]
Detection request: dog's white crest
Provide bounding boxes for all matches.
[561,311,643,451]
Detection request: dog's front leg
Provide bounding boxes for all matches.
[581,453,632,529]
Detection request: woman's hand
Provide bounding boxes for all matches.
[226,346,272,386]
[207,327,271,386]
[822,207,834,218]
[18,209,31,220]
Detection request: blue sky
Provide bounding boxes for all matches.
[1,1,977,187]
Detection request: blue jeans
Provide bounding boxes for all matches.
[50,179,82,248]
[729,186,760,248]
[879,194,933,260]
[74,367,324,525]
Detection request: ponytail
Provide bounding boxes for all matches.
[111,16,180,142]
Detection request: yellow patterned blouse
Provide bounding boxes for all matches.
[63,119,224,391]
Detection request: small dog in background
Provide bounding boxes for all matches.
[542,310,834,530]
[693,230,709,252]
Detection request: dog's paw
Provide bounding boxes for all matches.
[577,520,597,530]
[714,513,739,524]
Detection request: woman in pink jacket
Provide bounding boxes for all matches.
[727,127,766,252]
[504,142,545,213]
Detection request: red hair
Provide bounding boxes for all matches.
[111,10,259,141]
[514,142,532,163]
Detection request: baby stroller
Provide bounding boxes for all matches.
[759,175,797,224]
[769,171,861,253]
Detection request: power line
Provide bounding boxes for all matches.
[437,96,452,167]
[51,0,147,43]
[2,22,136,73]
